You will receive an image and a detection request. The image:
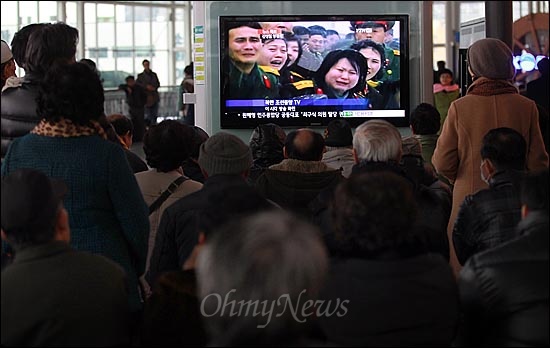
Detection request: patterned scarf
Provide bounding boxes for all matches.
[31,118,107,139]
[467,77,518,96]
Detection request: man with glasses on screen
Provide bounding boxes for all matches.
[222,22,279,100]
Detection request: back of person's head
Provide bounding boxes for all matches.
[353,119,402,162]
[107,114,133,138]
[37,61,104,125]
[79,58,101,79]
[481,127,527,171]
[467,38,515,80]
[350,39,386,80]
[184,62,194,76]
[141,270,207,347]
[249,123,286,163]
[330,171,418,257]
[315,49,367,95]
[197,210,328,345]
[25,22,78,75]
[537,57,549,76]
[189,126,209,160]
[1,168,67,250]
[409,102,441,135]
[143,120,194,172]
[198,131,252,177]
[10,23,47,70]
[324,119,353,148]
[437,60,446,70]
[285,128,325,161]
[520,169,549,213]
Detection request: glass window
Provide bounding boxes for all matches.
[20,1,38,26]
[66,2,78,28]
[432,2,447,70]
[1,1,18,43]
[461,2,485,23]
[39,1,57,23]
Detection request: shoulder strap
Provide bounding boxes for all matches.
[149,176,187,215]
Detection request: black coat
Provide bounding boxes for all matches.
[452,170,524,265]
[456,211,549,346]
[146,175,253,286]
[319,254,459,346]
[1,73,42,157]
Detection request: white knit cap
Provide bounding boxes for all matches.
[1,40,13,64]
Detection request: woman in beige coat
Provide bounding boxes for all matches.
[432,38,549,275]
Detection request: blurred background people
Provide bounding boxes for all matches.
[137,59,160,127]
[433,68,460,131]
[119,75,147,142]
[248,123,287,184]
[178,62,195,126]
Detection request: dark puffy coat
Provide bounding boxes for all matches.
[319,254,459,346]
[452,170,523,265]
[1,73,42,157]
[147,175,265,287]
[456,211,549,346]
[350,161,451,260]
[248,123,286,184]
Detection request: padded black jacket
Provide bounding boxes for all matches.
[456,211,549,346]
[1,73,42,157]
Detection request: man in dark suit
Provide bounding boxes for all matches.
[1,169,132,347]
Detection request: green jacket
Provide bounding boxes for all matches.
[223,62,279,99]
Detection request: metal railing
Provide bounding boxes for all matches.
[104,86,181,121]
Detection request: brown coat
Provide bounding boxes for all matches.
[432,78,549,274]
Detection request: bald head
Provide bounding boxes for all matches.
[284,129,325,161]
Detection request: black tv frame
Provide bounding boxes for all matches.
[219,14,410,129]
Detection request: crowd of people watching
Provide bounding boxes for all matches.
[1,21,549,347]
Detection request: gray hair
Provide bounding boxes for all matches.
[353,119,402,162]
[197,210,328,345]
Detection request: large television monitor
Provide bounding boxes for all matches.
[219,14,410,129]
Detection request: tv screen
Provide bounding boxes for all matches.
[220,14,410,129]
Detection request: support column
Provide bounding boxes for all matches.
[485,1,513,48]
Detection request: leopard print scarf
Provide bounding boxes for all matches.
[31,118,107,139]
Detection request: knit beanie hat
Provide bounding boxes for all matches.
[467,38,515,80]
[1,40,13,64]
[325,119,353,147]
[198,132,252,176]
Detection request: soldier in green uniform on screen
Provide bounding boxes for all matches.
[350,20,400,108]
[222,22,279,100]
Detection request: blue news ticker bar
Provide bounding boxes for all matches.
[226,99,369,107]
